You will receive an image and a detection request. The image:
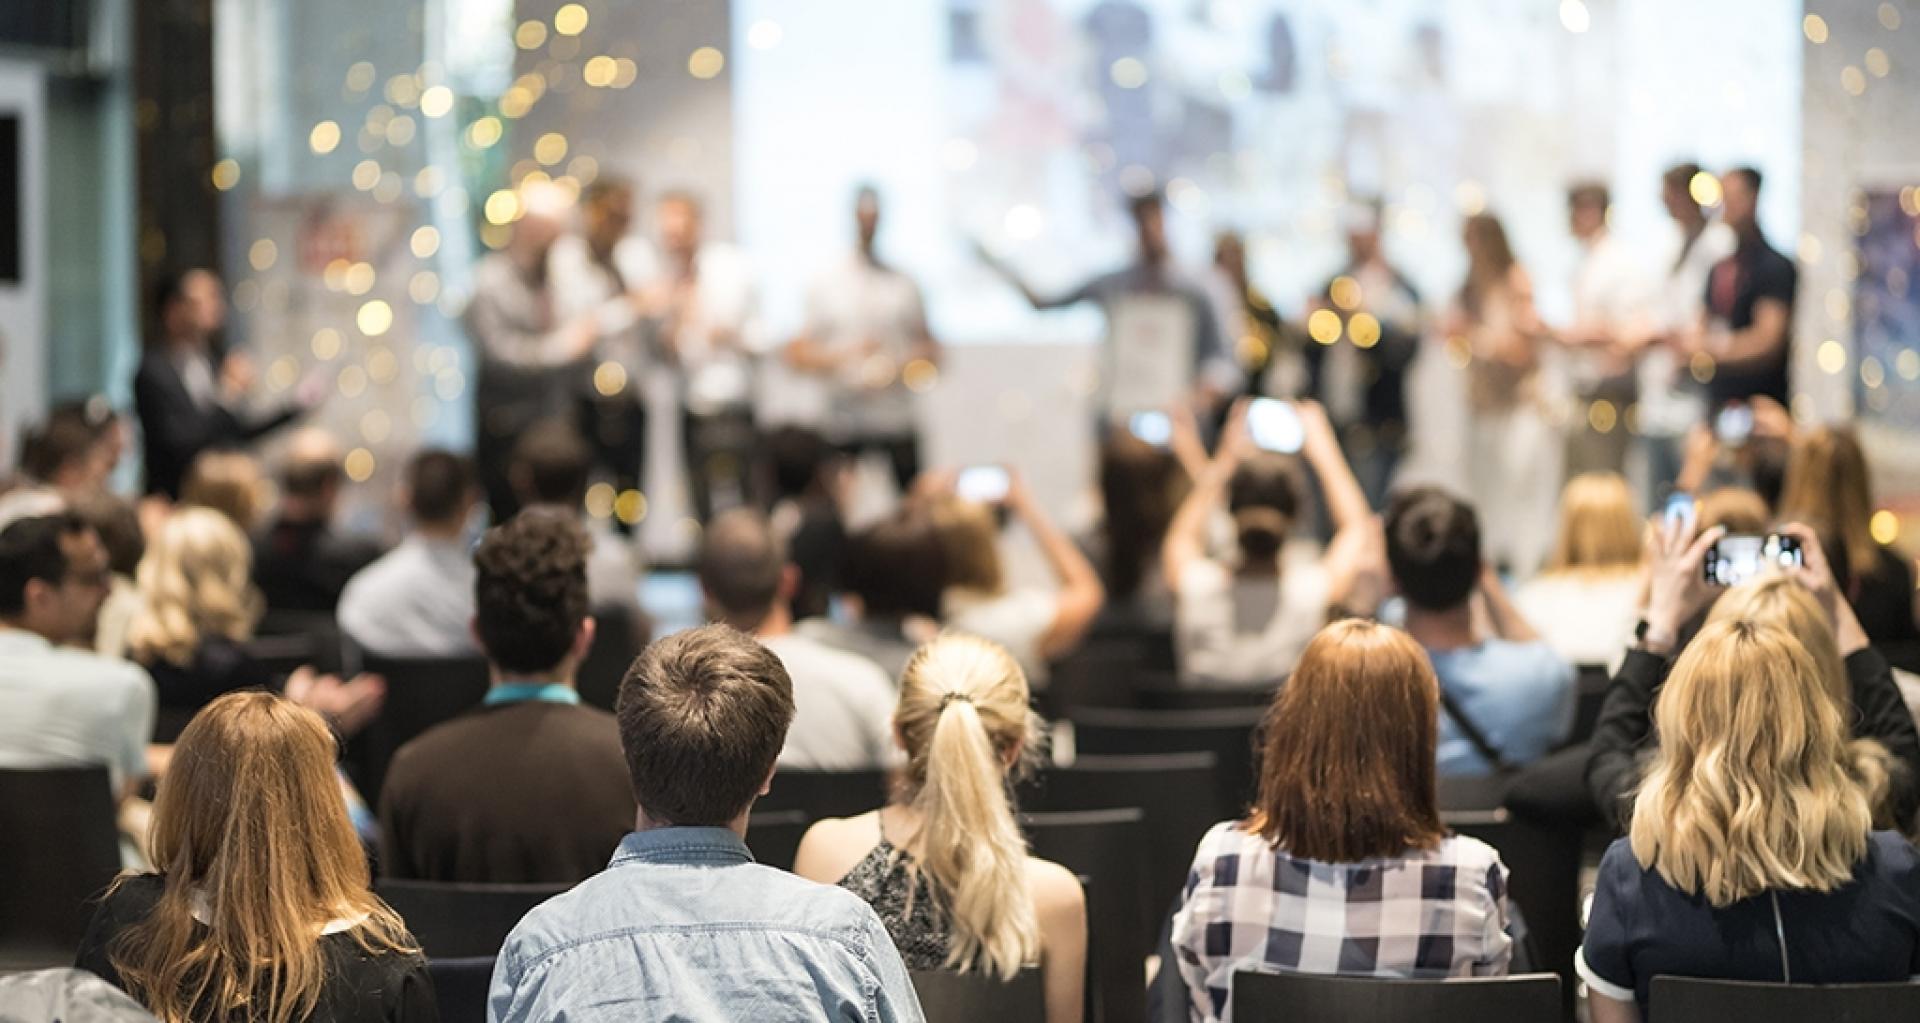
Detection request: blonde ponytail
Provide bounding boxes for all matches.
[895,634,1043,979]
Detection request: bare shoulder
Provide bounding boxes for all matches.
[1024,856,1087,912]
[792,810,882,884]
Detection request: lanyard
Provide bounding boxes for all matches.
[484,682,581,707]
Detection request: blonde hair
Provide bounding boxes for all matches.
[1630,620,1873,907]
[110,691,416,1023]
[894,633,1043,979]
[179,451,265,531]
[929,496,1005,596]
[128,506,262,667]
[1544,473,1642,575]
[1778,426,1879,579]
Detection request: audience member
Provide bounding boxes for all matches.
[18,397,123,495]
[764,426,849,622]
[929,471,1105,683]
[379,508,632,883]
[127,507,272,738]
[1171,621,1512,1022]
[67,490,146,658]
[1579,621,1920,1022]
[1162,400,1368,686]
[1514,472,1644,669]
[1377,487,1575,774]
[251,429,383,616]
[509,419,647,638]
[1778,425,1920,653]
[0,514,155,796]
[1696,485,1770,535]
[338,450,480,658]
[489,625,924,1021]
[796,507,947,680]
[795,634,1086,1023]
[700,509,894,770]
[76,691,432,1022]
[178,449,265,532]
[1088,427,1191,632]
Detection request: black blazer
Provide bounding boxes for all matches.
[134,348,300,498]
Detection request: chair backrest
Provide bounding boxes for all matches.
[0,766,124,970]
[427,956,496,1023]
[1017,752,1222,933]
[351,654,492,802]
[1067,705,1266,816]
[1648,977,1920,1022]
[1230,970,1562,1022]
[575,604,644,713]
[1131,681,1276,712]
[1439,796,1581,1014]
[911,967,1047,1023]
[754,768,893,821]
[1046,635,1169,716]
[1023,808,1150,1023]
[745,808,811,873]
[375,879,570,959]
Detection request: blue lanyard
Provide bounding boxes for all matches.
[484,682,581,707]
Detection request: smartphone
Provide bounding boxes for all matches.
[1703,533,1804,587]
[1662,491,1696,535]
[1128,411,1173,448]
[1246,398,1304,454]
[1714,403,1754,447]
[956,465,1011,504]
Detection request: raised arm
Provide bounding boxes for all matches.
[1295,400,1370,535]
[1006,472,1106,661]
[1161,401,1249,591]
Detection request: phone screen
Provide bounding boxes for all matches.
[1704,533,1803,586]
[956,465,1011,504]
[1246,398,1304,454]
[1662,491,1696,534]
[1128,411,1172,447]
[1714,404,1754,446]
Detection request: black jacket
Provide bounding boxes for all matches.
[134,348,300,498]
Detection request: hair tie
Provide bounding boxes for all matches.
[939,692,975,710]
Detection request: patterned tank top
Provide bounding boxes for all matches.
[837,832,952,971]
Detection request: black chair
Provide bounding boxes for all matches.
[254,610,345,674]
[428,956,496,1023]
[375,880,571,959]
[755,768,893,822]
[1017,752,1223,935]
[0,766,123,970]
[1047,635,1171,716]
[1438,783,1580,1017]
[746,808,812,872]
[1024,808,1150,1023]
[242,631,327,684]
[1230,970,1562,1022]
[1131,680,1276,712]
[351,654,491,802]
[912,967,1046,1023]
[576,604,646,712]
[1648,976,1920,1022]
[1068,705,1266,815]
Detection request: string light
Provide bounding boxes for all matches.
[309,120,341,154]
[688,46,725,79]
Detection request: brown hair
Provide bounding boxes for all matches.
[929,496,1004,595]
[110,692,415,1023]
[473,507,591,675]
[1248,619,1446,862]
[1697,487,1770,536]
[1098,431,1187,598]
[616,624,795,826]
[1778,426,1879,579]
[180,451,265,531]
[1544,472,1642,575]
[1459,212,1517,318]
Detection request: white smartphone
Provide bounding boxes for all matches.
[1246,398,1304,454]
[956,465,1011,504]
[1128,411,1172,447]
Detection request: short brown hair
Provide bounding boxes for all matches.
[616,625,795,826]
[1249,619,1445,862]
[473,507,590,674]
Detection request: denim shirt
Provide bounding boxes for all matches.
[487,826,926,1023]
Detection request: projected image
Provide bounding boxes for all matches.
[1853,188,1920,429]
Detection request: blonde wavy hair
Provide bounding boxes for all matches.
[128,506,262,667]
[1630,620,1873,907]
[894,633,1044,979]
[1543,472,1642,576]
[110,691,416,1023]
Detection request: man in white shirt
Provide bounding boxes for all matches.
[0,513,156,797]
[337,450,481,658]
[785,187,940,492]
[699,509,895,771]
[1560,182,1649,477]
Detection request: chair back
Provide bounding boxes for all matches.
[0,766,123,970]
[1131,680,1276,712]
[911,967,1046,1023]
[745,808,811,873]
[351,654,492,801]
[1230,970,1562,1022]
[1023,808,1150,1023]
[575,605,645,712]
[1068,705,1266,815]
[1439,784,1580,1015]
[427,956,496,1023]
[375,879,570,959]
[1648,977,1920,1022]
[1046,634,1172,715]
[755,768,892,821]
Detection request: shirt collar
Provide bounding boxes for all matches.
[484,682,580,707]
[0,626,53,653]
[610,826,755,868]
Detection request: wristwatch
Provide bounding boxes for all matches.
[1634,618,1676,654]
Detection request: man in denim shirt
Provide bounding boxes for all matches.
[488,624,925,1022]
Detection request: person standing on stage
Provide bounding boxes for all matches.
[785,186,940,492]
[1211,230,1285,399]
[979,190,1238,421]
[640,191,763,522]
[464,183,601,522]
[1558,182,1648,478]
[1691,166,1797,409]
[550,177,657,520]
[135,268,320,500]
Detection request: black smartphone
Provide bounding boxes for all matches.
[1703,533,1803,587]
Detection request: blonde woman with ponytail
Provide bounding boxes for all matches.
[794,634,1087,1023]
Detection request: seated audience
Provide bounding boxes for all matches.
[1579,620,1920,1022]
[509,419,647,639]
[929,471,1104,683]
[67,490,145,658]
[489,625,924,1021]
[1587,521,1920,829]
[127,507,273,737]
[797,507,948,680]
[1778,425,1920,654]
[1697,485,1770,535]
[17,397,124,495]
[1162,400,1369,687]
[338,450,480,658]
[795,634,1086,1023]
[251,429,383,615]
[700,509,895,770]
[178,449,266,532]
[764,426,850,622]
[0,514,156,796]
[379,507,632,883]
[1086,424,1192,633]
[1171,620,1512,1021]
[1514,472,1644,669]
[76,690,433,1022]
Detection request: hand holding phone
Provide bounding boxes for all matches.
[1703,533,1804,587]
[1245,398,1304,455]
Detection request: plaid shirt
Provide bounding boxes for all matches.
[1170,822,1513,1022]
